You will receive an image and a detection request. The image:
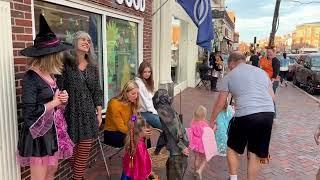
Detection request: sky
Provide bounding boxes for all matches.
[225,0,320,43]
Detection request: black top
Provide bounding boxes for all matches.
[18,70,58,157]
[272,57,280,79]
[250,55,260,67]
[57,64,103,143]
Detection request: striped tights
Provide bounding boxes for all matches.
[69,139,93,180]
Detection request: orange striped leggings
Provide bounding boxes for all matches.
[69,139,93,180]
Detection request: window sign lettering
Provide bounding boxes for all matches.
[115,0,145,12]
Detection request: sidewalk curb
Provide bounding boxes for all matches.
[289,82,320,104]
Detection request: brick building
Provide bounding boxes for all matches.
[292,22,320,50]
[0,0,152,179]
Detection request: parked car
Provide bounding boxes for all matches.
[287,55,300,81]
[293,53,320,94]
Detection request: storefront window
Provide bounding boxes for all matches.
[171,17,180,83]
[171,17,187,84]
[106,17,138,98]
[34,1,103,92]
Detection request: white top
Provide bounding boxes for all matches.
[135,77,158,115]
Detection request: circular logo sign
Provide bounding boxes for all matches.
[193,0,209,26]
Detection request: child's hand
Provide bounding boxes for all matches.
[182,147,189,156]
[212,124,217,131]
[58,90,69,104]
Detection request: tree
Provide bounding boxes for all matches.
[269,0,281,48]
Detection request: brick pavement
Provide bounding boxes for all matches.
[85,85,320,180]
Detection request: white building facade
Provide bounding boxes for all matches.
[152,0,199,95]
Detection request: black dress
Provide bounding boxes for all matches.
[17,70,58,157]
[57,64,103,144]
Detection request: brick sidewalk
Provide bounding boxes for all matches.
[85,85,320,180]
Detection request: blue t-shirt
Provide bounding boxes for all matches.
[219,63,274,117]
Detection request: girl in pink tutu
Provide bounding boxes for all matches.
[187,105,218,179]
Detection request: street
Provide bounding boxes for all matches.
[86,84,320,180]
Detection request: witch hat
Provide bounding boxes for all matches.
[20,14,72,57]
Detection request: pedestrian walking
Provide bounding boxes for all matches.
[280,52,289,87]
[57,31,104,180]
[17,14,74,180]
[249,50,260,67]
[214,100,234,156]
[266,48,280,93]
[187,105,218,179]
[210,51,275,180]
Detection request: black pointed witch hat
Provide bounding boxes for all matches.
[20,14,72,57]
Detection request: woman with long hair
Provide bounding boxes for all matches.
[57,31,103,180]
[135,61,161,129]
[104,80,140,148]
[17,14,74,180]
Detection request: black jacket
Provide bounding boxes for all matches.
[18,70,58,157]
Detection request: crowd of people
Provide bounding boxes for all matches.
[16,14,319,180]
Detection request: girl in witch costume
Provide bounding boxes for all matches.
[16,14,74,180]
[121,115,152,180]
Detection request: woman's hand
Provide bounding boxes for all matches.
[58,90,69,104]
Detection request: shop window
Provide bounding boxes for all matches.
[106,17,138,98]
[171,17,187,84]
[34,1,104,94]
[171,17,180,83]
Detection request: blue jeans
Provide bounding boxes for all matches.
[140,112,162,129]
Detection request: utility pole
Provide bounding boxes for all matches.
[269,0,281,48]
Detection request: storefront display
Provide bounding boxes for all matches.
[34,1,139,101]
[171,17,187,84]
[106,17,138,98]
[34,1,104,89]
